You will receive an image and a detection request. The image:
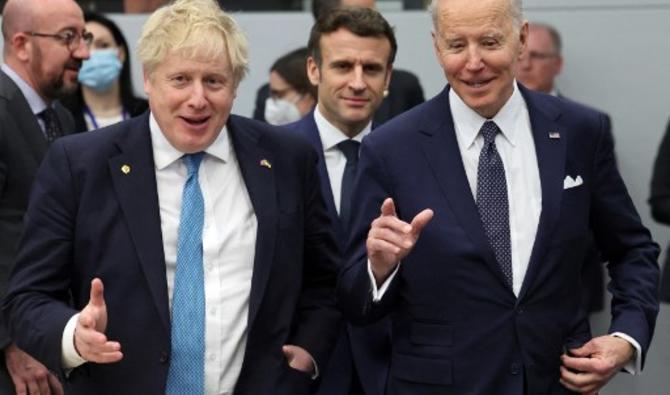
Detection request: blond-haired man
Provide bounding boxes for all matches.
[3,1,340,394]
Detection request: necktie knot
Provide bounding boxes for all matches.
[480,121,500,146]
[184,152,205,176]
[338,140,360,164]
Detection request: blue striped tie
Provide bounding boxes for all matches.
[166,152,206,394]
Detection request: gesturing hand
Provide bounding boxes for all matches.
[367,198,433,285]
[560,335,635,395]
[73,278,123,364]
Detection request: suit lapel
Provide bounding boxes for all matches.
[108,113,171,332]
[228,116,278,328]
[418,87,511,290]
[0,71,48,162]
[517,88,566,301]
[295,114,344,240]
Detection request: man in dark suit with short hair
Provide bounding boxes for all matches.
[3,1,340,394]
[287,6,396,395]
[1,0,91,393]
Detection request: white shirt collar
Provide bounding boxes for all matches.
[450,80,527,148]
[313,106,372,150]
[149,112,231,170]
[1,63,49,115]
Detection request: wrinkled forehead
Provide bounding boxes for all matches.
[435,0,515,33]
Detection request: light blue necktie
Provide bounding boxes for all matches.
[476,121,513,289]
[166,152,206,394]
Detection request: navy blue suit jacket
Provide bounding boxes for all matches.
[3,113,341,395]
[287,113,390,395]
[338,86,660,394]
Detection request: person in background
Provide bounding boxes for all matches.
[338,0,660,393]
[649,119,670,303]
[253,0,424,125]
[3,0,340,393]
[61,12,147,132]
[287,8,395,395]
[1,0,91,393]
[515,22,608,314]
[514,22,563,95]
[264,47,316,126]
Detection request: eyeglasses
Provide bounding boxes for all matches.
[25,30,94,51]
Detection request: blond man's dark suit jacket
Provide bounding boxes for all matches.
[3,113,341,394]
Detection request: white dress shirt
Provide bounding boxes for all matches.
[367,82,641,373]
[62,113,258,394]
[314,107,371,214]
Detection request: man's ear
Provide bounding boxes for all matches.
[306,56,321,86]
[12,33,31,62]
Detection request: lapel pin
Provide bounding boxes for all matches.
[549,131,560,139]
[121,164,131,174]
[260,159,272,169]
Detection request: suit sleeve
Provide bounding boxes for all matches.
[649,119,670,224]
[338,138,402,325]
[289,146,342,368]
[2,139,79,374]
[589,113,660,366]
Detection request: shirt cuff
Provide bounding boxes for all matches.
[62,313,87,369]
[610,332,641,375]
[367,260,400,302]
[310,355,319,380]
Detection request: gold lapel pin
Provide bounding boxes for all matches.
[260,159,272,169]
[121,164,131,174]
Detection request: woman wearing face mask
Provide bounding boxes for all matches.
[264,47,317,126]
[62,12,147,132]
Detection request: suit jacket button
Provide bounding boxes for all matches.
[510,362,520,375]
[160,351,169,364]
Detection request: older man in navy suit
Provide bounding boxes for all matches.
[3,1,340,394]
[287,7,395,395]
[338,0,660,394]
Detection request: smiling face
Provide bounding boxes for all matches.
[307,28,391,137]
[432,0,527,118]
[144,52,237,153]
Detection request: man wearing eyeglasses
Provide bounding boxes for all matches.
[0,0,90,394]
[515,22,610,317]
[514,23,564,95]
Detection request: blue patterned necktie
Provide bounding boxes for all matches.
[166,152,206,395]
[38,107,63,143]
[476,121,513,289]
[338,139,360,227]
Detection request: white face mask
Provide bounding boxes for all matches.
[264,97,302,126]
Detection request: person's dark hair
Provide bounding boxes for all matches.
[311,0,340,20]
[84,12,137,106]
[307,6,397,67]
[270,47,316,100]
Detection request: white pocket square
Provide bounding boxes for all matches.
[563,175,583,190]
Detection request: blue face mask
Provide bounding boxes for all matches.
[78,49,123,92]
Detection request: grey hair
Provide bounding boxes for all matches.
[428,0,523,32]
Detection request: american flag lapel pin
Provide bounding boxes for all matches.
[260,159,272,169]
[549,131,560,139]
